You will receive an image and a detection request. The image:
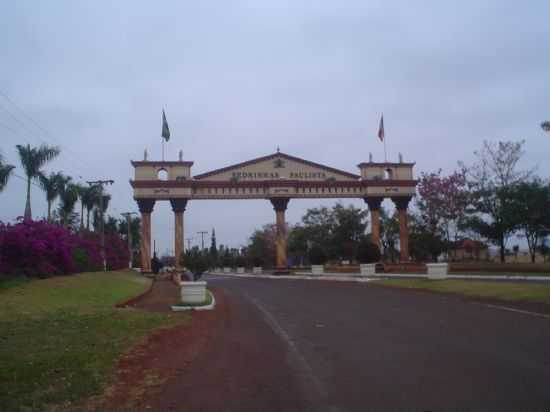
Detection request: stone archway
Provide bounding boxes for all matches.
[130,151,416,273]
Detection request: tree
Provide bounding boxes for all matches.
[57,177,79,228]
[81,185,100,230]
[16,144,60,220]
[92,192,111,232]
[38,171,64,222]
[287,225,308,266]
[508,180,550,263]
[118,216,141,250]
[379,207,399,261]
[408,212,446,262]
[0,152,15,192]
[301,203,367,260]
[209,228,218,266]
[416,169,468,243]
[247,225,276,267]
[462,140,531,262]
[541,121,550,132]
[538,238,549,263]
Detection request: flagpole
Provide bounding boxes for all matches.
[384,135,387,162]
[162,138,165,161]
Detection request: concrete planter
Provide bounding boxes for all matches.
[237,267,245,274]
[427,263,449,279]
[253,266,263,274]
[223,267,231,273]
[180,281,207,304]
[311,265,324,275]
[359,263,376,276]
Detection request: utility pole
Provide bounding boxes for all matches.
[186,237,193,251]
[87,180,114,271]
[197,231,208,252]
[121,212,137,269]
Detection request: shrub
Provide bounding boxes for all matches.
[185,251,208,278]
[222,254,234,268]
[309,245,327,265]
[0,219,102,277]
[252,256,264,267]
[235,256,246,267]
[356,239,381,263]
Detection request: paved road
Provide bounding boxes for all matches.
[160,275,550,412]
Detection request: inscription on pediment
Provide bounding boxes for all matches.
[195,153,359,182]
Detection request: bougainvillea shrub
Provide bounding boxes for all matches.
[0,219,127,277]
[81,232,129,271]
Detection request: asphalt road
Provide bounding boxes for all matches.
[160,275,550,412]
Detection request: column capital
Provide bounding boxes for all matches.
[364,196,383,210]
[136,198,155,213]
[170,198,188,213]
[391,196,412,210]
[270,197,290,212]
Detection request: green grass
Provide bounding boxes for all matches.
[0,275,29,291]
[0,271,187,412]
[378,279,550,304]
[172,289,214,308]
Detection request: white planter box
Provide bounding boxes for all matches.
[360,263,376,276]
[180,281,207,304]
[223,267,231,273]
[427,263,449,279]
[237,267,245,274]
[311,265,324,275]
[253,266,262,274]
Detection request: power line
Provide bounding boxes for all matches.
[0,90,99,177]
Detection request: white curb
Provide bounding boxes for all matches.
[171,291,216,311]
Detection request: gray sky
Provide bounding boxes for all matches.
[1,0,549,254]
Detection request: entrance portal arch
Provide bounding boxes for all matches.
[130,151,417,273]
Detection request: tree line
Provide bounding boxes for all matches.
[0,144,140,249]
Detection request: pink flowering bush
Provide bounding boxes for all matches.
[0,219,127,277]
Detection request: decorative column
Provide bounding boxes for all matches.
[392,197,412,262]
[136,199,155,273]
[270,198,290,273]
[170,198,188,271]
[364,197,383,250]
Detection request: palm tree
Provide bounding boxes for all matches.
[16,144,60,219]
[92,192,111,232]
[57,176,79,228]
[81,185,99,230]
[38,171,64,222]
[542,121,550,132]
[74,183,87,231]
[0,152,15,192]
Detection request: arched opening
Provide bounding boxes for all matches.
[157,168,168,181]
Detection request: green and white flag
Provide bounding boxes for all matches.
[161,109,170,141]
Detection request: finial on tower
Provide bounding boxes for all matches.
[277,146,280,153]
[179,149,183,161]
[144,149,148,161]
[369,152,373,163]
[398,152,403,163]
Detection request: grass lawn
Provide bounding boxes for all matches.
[0,271,187,412]
[378,279,550,304]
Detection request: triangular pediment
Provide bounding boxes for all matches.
[193,152,360,182]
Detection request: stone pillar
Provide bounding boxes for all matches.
[364,197,383,250]
[170,198,188,271]
[392,197,412,262]
[136,199,155,273]
[270,198,290,273]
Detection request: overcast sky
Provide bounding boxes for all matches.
[1,0,549,254]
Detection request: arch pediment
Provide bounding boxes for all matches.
[193,152,360,182]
